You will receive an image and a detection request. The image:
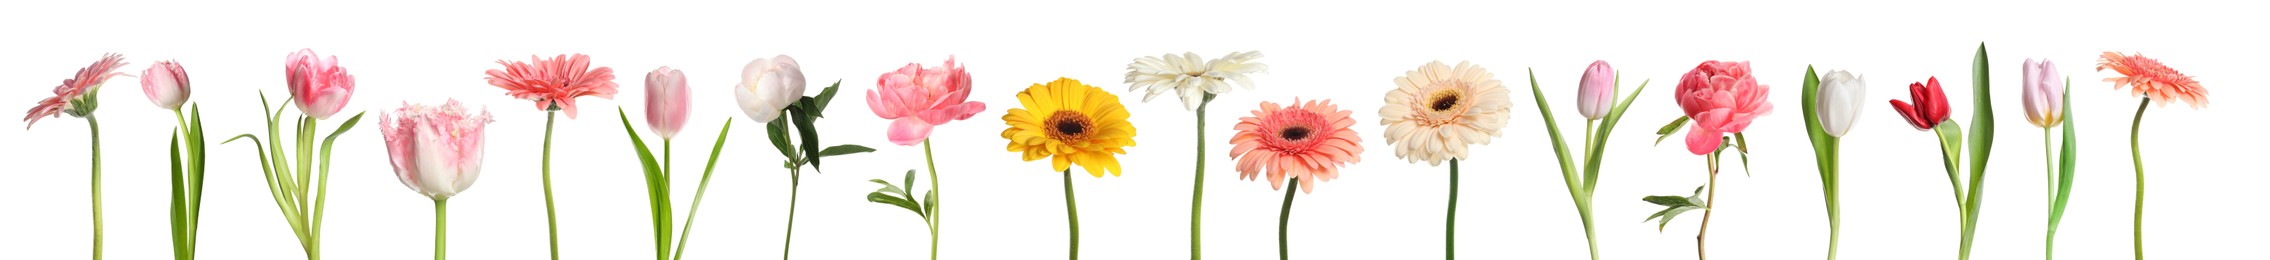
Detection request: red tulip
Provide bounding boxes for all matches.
[1888,77,1951,130]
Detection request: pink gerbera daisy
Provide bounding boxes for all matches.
[2098,52,2208,108]
[484,54,618,118]
[1229,98,1363,193]
[24,53,129,127]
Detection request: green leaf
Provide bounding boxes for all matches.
[1734,133,1752,176]
[902,170,916,192]
[766,116,796,160]
[866,192,924,218]
[1959,42,1997,259]
[812,81,842,114]
[820,145,876,157]
[922,190,938,218]
[868,179,909,197]
[789,107,823,171]
[1584,77,1650,193]
[1654,116,1690,146]
[1522,68,1582,196]
[614,109,671,250]
[1642,186,1708,231]
[2049,80,2078,230]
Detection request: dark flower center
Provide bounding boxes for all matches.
[1430,94,1461,111]
[1046,110,1093,140]
[1279,126,1313,141]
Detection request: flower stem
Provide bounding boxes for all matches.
[1698,152,1719,260]
[87,116,104,260]
[541,112,560,260]
[1191,102,1207,260]
[2043,127,2057,260]
[434,199,446,260]
[1580,120,1599,260]
[1063,170,1081,260]
[1279,179,1298,260]
[2129,98,2149,260]
[1446,159,1459,260]
[783,171,799,260]
[923,140,942,260]
[1824,138,1840,260]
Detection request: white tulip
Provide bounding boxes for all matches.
[1815,70,1866,137]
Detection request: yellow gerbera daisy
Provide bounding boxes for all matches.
[1002,77,1138,177]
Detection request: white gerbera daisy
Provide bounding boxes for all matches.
[1124,51,1268,110]
[1379,61,1512,166]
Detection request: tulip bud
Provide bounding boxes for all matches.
[141,60,191,110]
[2022,58,2063,128]
[1815,70,1866,137]
[734,55,807,123]
[645,66,690,139]
[1576,60,1615,120]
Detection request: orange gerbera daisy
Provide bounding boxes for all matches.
[2098,52,2207,108]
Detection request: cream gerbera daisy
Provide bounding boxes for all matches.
[1124,51,1267,110]
[1379,61,1512,165]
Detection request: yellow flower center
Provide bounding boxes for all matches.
[1427,88,1464,112]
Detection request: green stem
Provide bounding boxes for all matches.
[1824,138,1840,260]
[541,112,560,260]
[783,172,799,260]
[2052,126,2070,260]
[1279,179,1298,260]
[1446,159,1459,260]
[1191,99,1209,260]
[87,116,104,260]
[1580,120,1599,260]
[434,199,447,260]
[923,140,942,260]
[1063,170,1081,260]
[2129,98,2149,260]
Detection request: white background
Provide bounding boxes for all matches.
[3,0,2265,259]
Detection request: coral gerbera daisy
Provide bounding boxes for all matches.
[1124,51,1268,110]
[24,53,128,127]
[1230,99,1362,193]
[484,54,619,118]
[1379,61,1512,165]
[1002,78,1138,177]
[2098,52,2208,108]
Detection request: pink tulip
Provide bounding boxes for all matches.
[380,99,493,200]
[142,60,191,110]
[1577,60,1615,120]
[286,49,356,120]
[645,66,690,139]
[2022,58,2063,128]
[1673,61,1772,155]
[867,57,986,146]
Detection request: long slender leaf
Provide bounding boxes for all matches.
[766,117,796,160]
[789,106,823,171]
[1525,68,1581,192]
[615,108,673,260]
[811,81,841,115]
[1958,43,1997,259]
[1585,78,1650,193]
[2049,80,2079,235]
[819,145,876,157]
[1653,116,1689,145]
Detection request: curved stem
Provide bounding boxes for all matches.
[783,172,799,260]
[1446,159,1459,260]
[1191,102,1208,260]
[541,112,560,260]
[434,199,447,260]
[2129,98,2149,260]
[87,116,104,260]
[1063,170,1081,260]
[1279,179,1298,260]
[923,140,942,260]
[1698,152,1720,260]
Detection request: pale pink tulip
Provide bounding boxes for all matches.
[867,57,986,146]
[142,60,191,110]
[380,99,493,200]
[2022,58,2063,127]
[286,49,356,119]
[645,66,690,139]
[1577,60,1615,120]
[1673,61,1772,155]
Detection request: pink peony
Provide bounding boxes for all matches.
[286,49,356,120]
[867,57,986,146]
[1673,61,1772,155]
